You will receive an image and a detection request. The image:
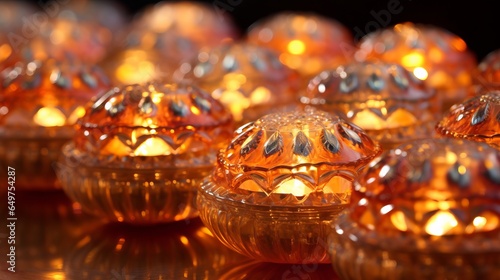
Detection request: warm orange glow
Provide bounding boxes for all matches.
[391,211,408,231]
[287,39,306,55]
[425,210,458,236]
[275,179,311,196]
[222,73,247,91]
[67,106,86,124]
[401,52,424,68]
[0,43,12,62]
[134,137,172,156]
[279,53,303,70]
[412,67,428,80]
[33,107,66,127]
[250,86,271,104]
[218,89,249,121]
[352,108,417,130]
[115,50,156,84]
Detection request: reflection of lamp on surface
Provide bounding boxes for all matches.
[302,61,440,149]
[246,12,354,81]
[329,138,500,280]
[218,260,339,280]
[197,107,381,263]
[176,42,301,124]
[355,22,476,111]
[10,191,104,279]
[56,82,234,224]
[64,219,248,280]
[436,91,500,150]
[0,58,110,190]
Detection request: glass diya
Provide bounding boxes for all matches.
[0,57,110,190]
[175,42,301,124]
[302,61,440,149]
[118,1,238,66]
[197,108,381,263]
[355,22,476,111]
[246,12,354,80]
[329,138,500,280]
[436,90,500,149]
[475,49,500,92]
[56,82,233,224]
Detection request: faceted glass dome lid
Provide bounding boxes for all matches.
[351,138,500,236]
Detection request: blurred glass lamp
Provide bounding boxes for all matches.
[0,57,110,190]
[436,90,500,150]
[246,12,354,82]
[176,42,301,125]
[302,61,440,149]
[355,22,476,112]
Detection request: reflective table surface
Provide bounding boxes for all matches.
[0,190,338,280]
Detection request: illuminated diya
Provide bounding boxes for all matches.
[329,138,500,280]
[56,82,233,224]
[355,22,476,111]
[436,90,500,149]
[176,42,301,124]
[197,107,381,263]
[0,57,110,190]
[302,61,440,149]
[247,12,354,80]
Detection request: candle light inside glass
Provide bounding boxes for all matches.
[355,22,476,111]
[0,57,110,190]
[56,82,234,224]
[328,138,500,280]
[197,107,381,263]
[247,12,354,81]
[176,43,301,125]
[302,61,440,149]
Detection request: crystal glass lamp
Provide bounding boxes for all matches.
[118,1,238,66]
[0,58,110,190]
[329,138,500,280]
[355,22,476,111]
[302,61,440,149]
[197,108,381,263]
[246,12,354,80]
[475,49,500,92]
[436,91,500,149]
[176,43,301,124]
[56,82,233,224]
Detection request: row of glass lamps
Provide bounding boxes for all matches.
[1,1,500,279]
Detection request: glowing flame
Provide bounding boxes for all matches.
[287,40,306,55]
[33,107,66,127]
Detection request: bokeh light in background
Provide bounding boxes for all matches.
[475,49,500,92]
[246,12,354,81]
[0,57,110,190]
[176,42,301,124]
[355,22,476,111]
[302,61,440,149]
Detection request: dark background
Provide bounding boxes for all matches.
[34,0,500,62]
